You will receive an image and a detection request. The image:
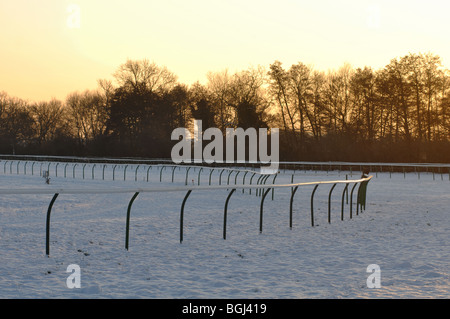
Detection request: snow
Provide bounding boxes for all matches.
[0,162,449,299]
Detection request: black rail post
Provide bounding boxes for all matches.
[227,170,234,185]
[180,190,192,243]
[289,186,299,229]
[134,165,140,181]
[356,182,363,215]
[311,185,319,227]
[209,168,215,185]
[256,175,264,196]
[185,167,191,185]
[223,189,236,240]
[46,193,60,256]
[341,183,349,221]
[195,167,202,185]
[125,192,140,251]
[349,183,358,219]
[271,174,278,200]
[242,171,248,193]
[328,183,337,224]
[219,169,225,185]
[146,165,152,182]
[172,166,177,183]
[259,188,271,233]
[159,166,165,182]
[249,172,256,194]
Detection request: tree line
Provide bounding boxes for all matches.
[1,52,450,162]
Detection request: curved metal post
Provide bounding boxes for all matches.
[328,183,337,223]
[234,171,240,185]
[185,167,191,185]
[180,190,193,243]
[290,174,295,195]
[260,175,267,196]
[135,165,140,181]
[32,162,36,175]
[219,168,225,185]
[24,161,28,175]
[249,172,256,195]
[160,166,165,182]
[102,164,107,180]
[341,183,349,221]
[124,165,129,181]
[208,168,215,185]
[125,192,140,251]
[112,164,117,181]
[242,171,248,184]
[356,183,362,215]
[357,180,369,214]
[242,171,248,193]
[349,183,358,219]
[3,160,8,174]
[172,166,177,183]
[362,180,370,211]
[256,175,264,196]
[271,174,278,200]
[289,186,299,229]
[261,175,271,196]
[198,167,203,185]
[146,165,151,182]
[54,163,59,177]
[73,163,78,179]
[227,170,234,185]
[223,189,236,240]
[46,193,60,256]
[10,161,13,174]
[82,163,87,179]
[64,163,69,178]
[91,164,96,179]
[311,185,319,227]
[346,182,349,203]
[47,162,51,174]
[259,188,271,233]
[17,161,20,174]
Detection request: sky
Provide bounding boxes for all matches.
[1,0,450,103]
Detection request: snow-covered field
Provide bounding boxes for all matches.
[0,162,449,299]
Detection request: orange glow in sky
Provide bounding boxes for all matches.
[1,0,450,103]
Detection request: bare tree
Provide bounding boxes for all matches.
[113,59,178,94]
[206,69,234,131]
[350,67,379,140]
[189,82,217,130]
[97,78,115,105]
[420,53,445,141]
[227,66,269,128]
[324,63,354,135]
[287,62,314,139]
[66,90,108,144]
[0,93,34,153]
[267,61,298,140]
[29,99,65,144]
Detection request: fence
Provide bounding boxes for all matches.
[1,158,273,186]
[1,154,449,180]
[0,175,372,256]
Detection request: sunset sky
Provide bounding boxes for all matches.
[1,0,450,103]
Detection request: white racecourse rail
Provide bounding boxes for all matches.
[0,176,373,195]
[0,169,373,255]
